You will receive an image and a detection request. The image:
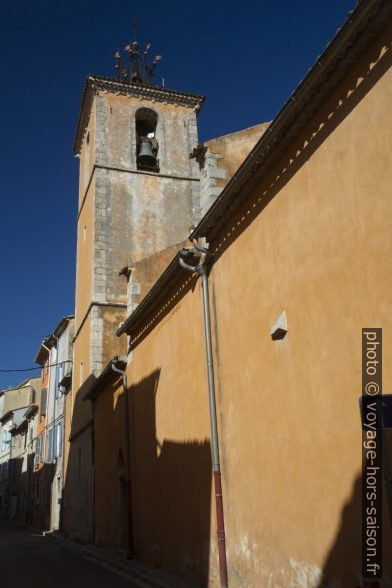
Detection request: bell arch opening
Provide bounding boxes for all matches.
[135,107,159,172]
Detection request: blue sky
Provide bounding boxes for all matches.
[0,0,354,388]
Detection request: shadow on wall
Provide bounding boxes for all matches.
[62,374,97,543]
[318,474,363,588]
[7,455,25,521]
[6,452,56,532]
[93,368,212,587]
[37,461,56,530]
[129,370,212,586]
[319,470,392,587]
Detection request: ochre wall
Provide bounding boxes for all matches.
[63,101,97,542]
[37,364,49,438]
[130,242,186,305]
[63,389,72,485]
[101,306,127,367]
[63,313,93,541]
[115,23,392,587]
[122,283,215,585]
[75,181,94,328]
[70,316,92,434]
[205,122,269,189]
[212,25,392,586]
[93,375,124,547]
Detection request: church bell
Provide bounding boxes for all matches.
[138,139,157,167]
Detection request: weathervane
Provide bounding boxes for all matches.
[114,19,162,84]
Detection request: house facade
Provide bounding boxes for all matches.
[0,378,39,520]
[7,406,38,522]
[35,316,74,532]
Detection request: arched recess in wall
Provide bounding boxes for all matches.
[135,107,160,172]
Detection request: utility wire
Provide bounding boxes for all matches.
[0,360,72,373]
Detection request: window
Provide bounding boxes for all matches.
[1,431,11,453]
[34,436,41,466]
[56,362,65,398]
[135,108,159,172]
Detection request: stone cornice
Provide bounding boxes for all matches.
[73,75,205,155]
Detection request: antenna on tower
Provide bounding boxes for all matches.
[114,19,162,85]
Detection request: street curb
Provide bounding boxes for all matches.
[45,531,200,588]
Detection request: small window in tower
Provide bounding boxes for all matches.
[135,108,159,172]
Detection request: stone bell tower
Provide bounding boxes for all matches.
[63,37,204,542]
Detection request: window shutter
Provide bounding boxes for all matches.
[40,388,47,416]
[35,437,41,465]
[48,429,53,461]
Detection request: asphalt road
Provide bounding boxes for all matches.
[0,522,141,588]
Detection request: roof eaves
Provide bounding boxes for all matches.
[34,338,52,366]
[0,410,14,425]
[23,405,38,420]
[189,0,392,242]
[0,383,32,395]
[83,357,127,402]
[53,315,75,339]
[117,249,200,337]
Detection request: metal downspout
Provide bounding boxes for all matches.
[111,360,134,559]
[179,242,229,588]
[41,340,51,529]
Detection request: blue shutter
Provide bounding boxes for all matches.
[58,421,63,457]
[48,429,53,461]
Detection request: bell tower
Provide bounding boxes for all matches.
[64,34,204,542]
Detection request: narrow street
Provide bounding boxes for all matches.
[0,522,141,588]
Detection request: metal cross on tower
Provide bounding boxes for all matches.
[114,19,162,84]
